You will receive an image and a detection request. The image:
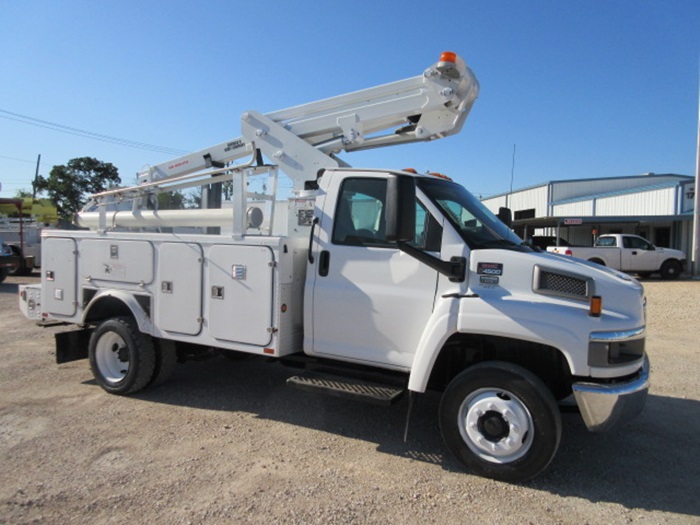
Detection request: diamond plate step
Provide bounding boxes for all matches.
[287,372,405,405]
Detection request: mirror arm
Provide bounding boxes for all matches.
[397,242,466,282]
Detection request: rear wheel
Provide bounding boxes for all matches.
[89,317,156,395]
[439,361,562,482]
[150,338,178,387]
[659,259,681,280]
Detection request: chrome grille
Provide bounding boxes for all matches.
[534,266,592,300]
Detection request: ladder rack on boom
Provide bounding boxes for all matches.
[81,51,478,227]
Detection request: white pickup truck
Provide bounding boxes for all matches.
[547,234,685,279]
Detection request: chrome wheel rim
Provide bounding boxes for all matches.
[458,388,534,464]
[95,332,130,384]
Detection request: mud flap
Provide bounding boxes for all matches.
[55,328,93,364]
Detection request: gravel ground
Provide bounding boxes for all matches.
[1,273,699,525]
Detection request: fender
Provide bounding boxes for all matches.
[82,289,153,335]
[408,296,460,392]
[408,294,583,392]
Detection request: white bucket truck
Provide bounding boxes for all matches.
[19,52,648,481]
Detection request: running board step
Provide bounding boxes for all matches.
[286,373,405,405]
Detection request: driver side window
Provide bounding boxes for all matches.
[332,178,387,245]
[332,178,441,251]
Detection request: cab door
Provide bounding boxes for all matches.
[306,173,440,369]
[620,236,659,272]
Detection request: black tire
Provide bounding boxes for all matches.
[8,246,32,276]
[659,259,682,280]
[0,267,7,283]
[439,361,562,482]
[150,338,178,387]
[588,258,605,266]
[89,317,156,395]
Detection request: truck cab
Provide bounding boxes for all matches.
[303,168,647,480]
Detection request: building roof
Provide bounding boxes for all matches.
[550,180,683,206]
[484,173,692,201]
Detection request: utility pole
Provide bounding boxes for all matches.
[506,144,516,209]
[693,69,700,277]
[32,154,41,199]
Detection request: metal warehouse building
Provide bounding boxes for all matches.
[481,173,695,253]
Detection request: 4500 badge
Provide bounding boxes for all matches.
[477,262,503,285]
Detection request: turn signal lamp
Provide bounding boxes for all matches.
[589,295,602,317]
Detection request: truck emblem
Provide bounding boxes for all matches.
[477,262,503,276]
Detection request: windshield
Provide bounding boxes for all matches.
[417,178,528,251]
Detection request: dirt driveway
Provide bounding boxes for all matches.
[1,274,699,524]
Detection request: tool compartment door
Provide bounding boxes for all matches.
[157,242,203,335]
[42,237,78,317]
[207,245,275,346]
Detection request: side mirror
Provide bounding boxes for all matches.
[497,207,512,228]
[385,174,416,242]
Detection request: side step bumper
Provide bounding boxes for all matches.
[287,372,405,405]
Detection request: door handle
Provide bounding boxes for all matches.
[308,217,319,263]
[319,250,330,277]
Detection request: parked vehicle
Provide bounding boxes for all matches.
[0,198,58,275]
[18,52,649,482]
[547,234,685,279]
[0,242,19,283]
[525,236,571,251]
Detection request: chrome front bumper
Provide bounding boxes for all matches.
[572,356,649,432]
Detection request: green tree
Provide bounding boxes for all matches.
[14,189,32,199]
[35,157,121,220]
[156,190,187,210]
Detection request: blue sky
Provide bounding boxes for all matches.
[1,1,699,200]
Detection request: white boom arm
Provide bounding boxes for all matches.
[137,52,478,190]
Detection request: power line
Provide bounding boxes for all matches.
[0,109,190,156]
[0,154,38,164]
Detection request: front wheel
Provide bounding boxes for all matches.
[439,362,562,482]
[659,259,682,280]
[89,317,156,395]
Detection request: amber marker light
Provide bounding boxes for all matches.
[428,171,452,181]
[440,51,457,63]
[589,295,602,317]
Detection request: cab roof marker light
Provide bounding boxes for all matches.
[428,171,452,181]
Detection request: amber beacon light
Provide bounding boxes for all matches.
[439,51,457,63]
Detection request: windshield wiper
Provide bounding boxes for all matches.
[474,239,529,251]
